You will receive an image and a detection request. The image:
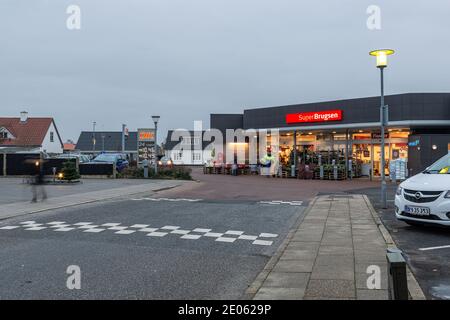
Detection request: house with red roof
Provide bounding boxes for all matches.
[0,112,63,154]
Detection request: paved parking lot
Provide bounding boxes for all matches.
[353,185,450,300]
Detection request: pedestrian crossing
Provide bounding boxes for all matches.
[0,220,279,246]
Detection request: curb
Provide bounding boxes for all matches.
[243,198,316,300]
[362,194,426,300]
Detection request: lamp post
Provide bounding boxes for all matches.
[92,121,97,154]
[370,49,395,209]
[101,133,106,152]
[152,115,160,175]
[121,124,127,154]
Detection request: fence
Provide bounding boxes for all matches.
[4,153,41,176]
[0,153,115,178]
[79,163,116,177]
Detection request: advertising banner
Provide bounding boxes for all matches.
[137,128,155,164]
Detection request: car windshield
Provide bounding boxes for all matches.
[93,154,117,162]
[424,153,450,174]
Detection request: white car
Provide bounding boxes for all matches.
[395,153,450,226]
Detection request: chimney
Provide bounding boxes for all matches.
[20,111,28,123]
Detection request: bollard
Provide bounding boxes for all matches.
[386,248,409,300]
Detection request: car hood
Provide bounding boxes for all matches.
[401,173,450,191]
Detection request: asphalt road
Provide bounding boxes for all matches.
[352,185,450,300]
[0,196,305,299]
[0,178,157,205]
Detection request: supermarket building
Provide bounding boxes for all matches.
[209,93,450,177]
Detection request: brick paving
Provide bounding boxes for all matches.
[251,194,389,300]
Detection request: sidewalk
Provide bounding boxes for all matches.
[249,194,389,300]
[0,180,188,221]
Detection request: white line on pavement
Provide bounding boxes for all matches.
[0,220,279,247]
[419,244,450,251]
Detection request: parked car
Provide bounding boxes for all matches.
[395,153,450,227]
[92,153,129,172]
[55,153,90,163]
[158,156,173,167]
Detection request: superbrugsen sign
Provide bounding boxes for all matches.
[286,110,343,124]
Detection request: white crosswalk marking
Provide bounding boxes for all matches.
[0,220,279,247]
[83,228,105,233]
[252,240,273,246]
[131,198,202,202]
[0,226,20,230]
[259,200,303,206]
[216,237,236,243]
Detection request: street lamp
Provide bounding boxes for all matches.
[92,121,97,154]
[152,115,160,175]
[101,133,106,152]
[370,49,395,209]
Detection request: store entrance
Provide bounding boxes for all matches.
[353,141,408,178]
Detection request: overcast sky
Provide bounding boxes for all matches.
[1,0,449,142]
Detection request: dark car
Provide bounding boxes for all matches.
[92,153,129,172]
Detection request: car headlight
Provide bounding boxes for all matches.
[444,191,450,198]
[167,160,172,165]
[158,161,162,165]
[396,186,403,196]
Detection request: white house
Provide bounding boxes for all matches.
[164,130,216,165]
[0,111,64,154]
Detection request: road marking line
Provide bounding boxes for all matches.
[47,221,66,225]
[419,245,450,251]
[20,221,36,224]
[147,232,168,237]
[238,235,258,241]
[160,226,180,230]
[108,226,128,230]
[0,220,279,247]
[203,232,223,238]
[225,230,244,235]
[83,228,105,233]
[129,224,149,228]
[181,234,202,240]
[101,223,122,227]
[115,230,136,235]
[252,240,273,246]
[54,227,75,232]
[78,225,99,229]
[192,228,212,233]
[139,228,159,232]
[49,224,71,228]
[259,200,303,206]
[215,237,237,243]
[0,226,20,230]
[171,229,191,235]
[259,233,278,238]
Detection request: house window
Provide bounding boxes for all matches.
[173,152,183,161]
[181,137,191,145]
[193,137,201,145]
[192,152,201,161]
[50,132,54,142]
[0,131,7,139]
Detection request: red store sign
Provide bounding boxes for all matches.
[286,110,343,124]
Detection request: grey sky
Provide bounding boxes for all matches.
[1,0,449,142]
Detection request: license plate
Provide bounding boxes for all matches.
[405,205,431,216]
